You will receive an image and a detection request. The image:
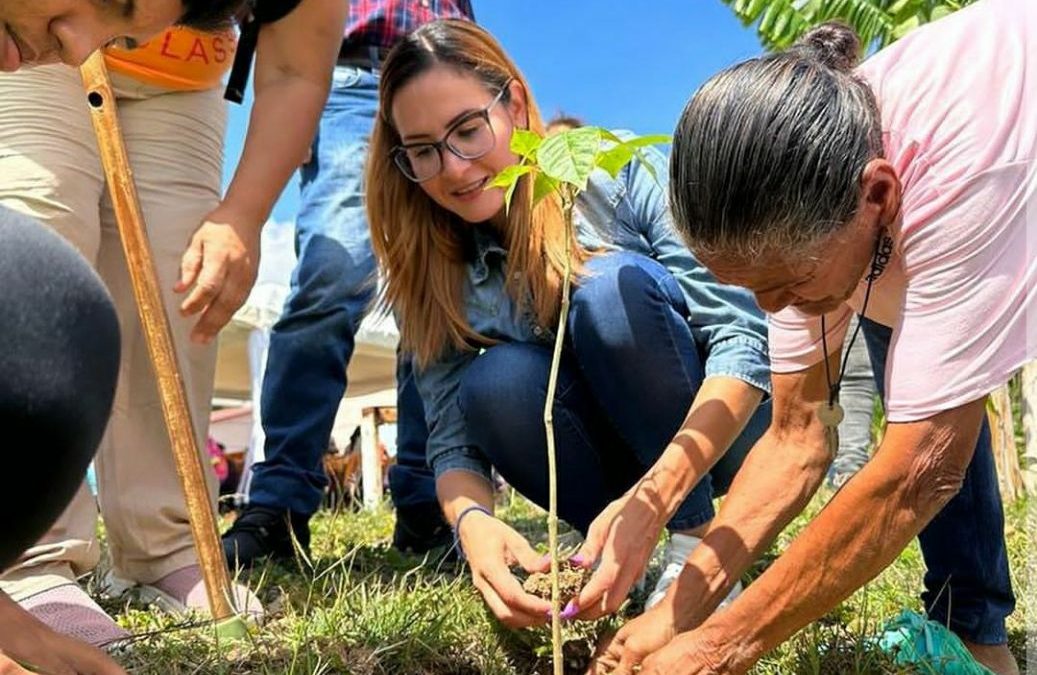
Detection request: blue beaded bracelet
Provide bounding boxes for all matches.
[452,504,492,559]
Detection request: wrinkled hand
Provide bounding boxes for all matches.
[585,602,679,675]
[573,485,669,621]
[0,653,30,675]
[458,511,553,628]
[175,205,261,344]
[636,627,750,675]
[0,592,126,674]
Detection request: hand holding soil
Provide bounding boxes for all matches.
[458,512,553,628]
[523,560,593,608]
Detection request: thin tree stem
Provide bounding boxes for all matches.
[543,186,575,675]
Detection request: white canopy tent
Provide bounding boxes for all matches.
[209,221,398,508]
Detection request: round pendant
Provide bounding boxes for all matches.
[817,401,845,427]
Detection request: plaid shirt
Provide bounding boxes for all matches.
[344,0,474,48]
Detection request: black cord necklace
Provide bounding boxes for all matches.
[817,231,884,453]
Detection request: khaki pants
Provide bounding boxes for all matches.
[0,65,226,598]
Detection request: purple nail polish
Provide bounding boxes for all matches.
[560,600,579,620]
[569,554,586,566]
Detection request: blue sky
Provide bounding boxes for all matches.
[222,1,764,222]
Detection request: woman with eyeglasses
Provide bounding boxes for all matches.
[365,19,772,629]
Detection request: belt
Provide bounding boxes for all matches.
[337,43,392,68]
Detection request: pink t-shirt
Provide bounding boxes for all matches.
[768,0,1037,422]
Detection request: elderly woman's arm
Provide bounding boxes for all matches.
[573,375,764,623]
[642,393,986,674]
[573,143,772,625]
[588,356,834,675]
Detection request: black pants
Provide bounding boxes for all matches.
[0,208,120,571]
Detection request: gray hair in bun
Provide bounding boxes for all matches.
[669,21,882,264]
[790,21,862,72]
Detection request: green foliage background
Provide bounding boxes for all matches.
[721,0,978,51]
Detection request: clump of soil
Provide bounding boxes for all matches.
[523,561,592,605]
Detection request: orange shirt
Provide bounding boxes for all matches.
[104,27,237,92]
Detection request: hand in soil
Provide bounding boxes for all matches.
[625,626,743,675]
[523,560,593,608]
[457,512,553,628]
[585,603,679,675]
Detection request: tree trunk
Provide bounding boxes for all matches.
[1021,361,1037,496]
[988,382,1025,503]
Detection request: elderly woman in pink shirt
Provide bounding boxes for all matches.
[591,1,1033,673]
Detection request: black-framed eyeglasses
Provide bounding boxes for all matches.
[391,81,512,183]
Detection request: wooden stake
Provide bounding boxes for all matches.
[1021,362,1037,496]
[988,383,1024,503]
[79,52,240,627]
[360,408,383,511]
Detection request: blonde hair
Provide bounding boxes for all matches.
[367,19,590,368]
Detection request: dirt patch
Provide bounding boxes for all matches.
[523,561,592,605]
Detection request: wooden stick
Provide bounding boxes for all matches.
[360,408,383,510]
[79,52,237,623]
[1022,362,1037,496]
[989,384,1024,503]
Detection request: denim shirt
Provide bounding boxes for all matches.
[416,143,770,482]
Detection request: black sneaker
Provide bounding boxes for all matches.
[392,503,453,556]
[222,505,310,569]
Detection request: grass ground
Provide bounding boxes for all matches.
[93,488,1033,674]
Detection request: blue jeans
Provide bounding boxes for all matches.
[249,64,435,517]
[860,316,1014,645]
[457,252,771,533]
[391,358,439,510]
[829,315,878,480]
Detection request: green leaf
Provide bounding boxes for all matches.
[631,148,660,183]
[596,130,670,181]
[488,164,533,213]
[719,0,978,52]
[532,172,559,205]
[892,14,920,39]
[887,0,915,15]
[596,144,635,179]
[597,128,626,147]
[535,126,601,190]
[503,182,520,212]
[621,134,672,148]
[598,129,671,150]
[488,164,532,189]
[510,129,543,162]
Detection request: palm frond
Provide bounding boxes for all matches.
[720,0,978,52]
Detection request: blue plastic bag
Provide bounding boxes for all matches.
[878,610,994,674]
